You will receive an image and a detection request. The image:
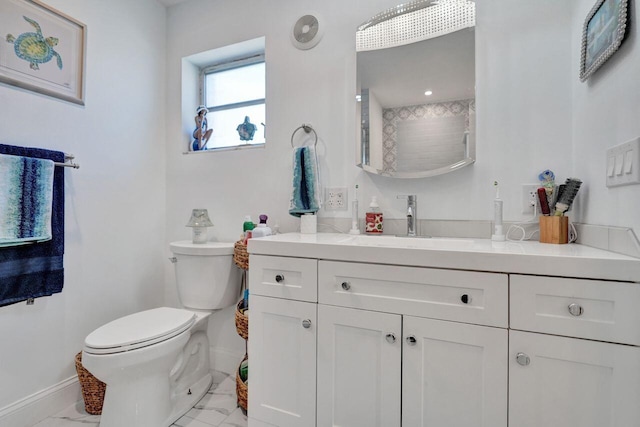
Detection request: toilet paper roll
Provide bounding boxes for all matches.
[300,214,317,234]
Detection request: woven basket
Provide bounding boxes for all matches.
[233,240,249,270]
[236,354,248,412]
[74,352,106,415]
[235,299,248,340]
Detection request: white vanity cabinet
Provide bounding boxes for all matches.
[249,255,509,427]
[248,255,318,427]
[247,234,640,427]
[508,275,640,427]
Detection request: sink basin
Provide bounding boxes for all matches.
[341,234,475,250]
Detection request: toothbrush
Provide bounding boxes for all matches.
[349,184,361,234]
[491,181,505,241]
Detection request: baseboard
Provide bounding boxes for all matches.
[211,346,245,376]
[0,376,80,427]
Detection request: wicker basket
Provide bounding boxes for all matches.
[236,354,248,412]
[74,352,106,415]
[235,299,249,340]
[233,240,249,270]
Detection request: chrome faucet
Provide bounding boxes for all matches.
[398,195,417,237]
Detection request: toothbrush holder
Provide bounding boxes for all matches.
[539,216,568,244]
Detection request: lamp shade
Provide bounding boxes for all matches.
[186,209,213,227]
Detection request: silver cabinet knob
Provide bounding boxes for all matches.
[516,352,530,366]
[385,333,396,344]
[341,281,351,291]
[568,303,584,317]
[302,319,312,329]
[275,274,285,283]
[406,335,417,346]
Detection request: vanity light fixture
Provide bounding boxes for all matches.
[356,0,475,52]
[186,209,213,244]
[424,90,433,96]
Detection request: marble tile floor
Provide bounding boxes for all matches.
[31,371,247,427]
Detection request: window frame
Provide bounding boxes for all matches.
[198,54,266,150]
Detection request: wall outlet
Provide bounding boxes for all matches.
[521,184,539,214]
[325,187,348,210]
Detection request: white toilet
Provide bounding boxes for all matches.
[82,241,240,427]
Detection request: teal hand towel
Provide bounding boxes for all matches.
[0,153,55,246]
[289,146,320,217]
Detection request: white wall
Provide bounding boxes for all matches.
[572,0,640,233]
[0,0,166,418]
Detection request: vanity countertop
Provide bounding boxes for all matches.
[247,233,640,282]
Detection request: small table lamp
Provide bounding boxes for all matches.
[186,209,213,243]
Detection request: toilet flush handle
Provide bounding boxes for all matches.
[169,257,177,263]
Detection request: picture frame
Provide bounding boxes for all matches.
[579,0,629,82]
[0,0,86,104]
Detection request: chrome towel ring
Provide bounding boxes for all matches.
[291,124,318,148]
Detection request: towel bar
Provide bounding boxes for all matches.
[54,153,80,169]
[291,124,318,148]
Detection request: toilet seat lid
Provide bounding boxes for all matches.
[84,307,196,355]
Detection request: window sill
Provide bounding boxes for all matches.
[182,143,265,155]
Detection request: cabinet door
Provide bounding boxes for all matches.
[248,295,317,427]
[317,305,401,427]
[509,330,640,427]
[403,316,508,427]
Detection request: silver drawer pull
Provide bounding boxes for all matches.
[568,303,584,317]
[516,352,530,366]
[385,333,396,344]
[302,319,312,329]
[406,335,417,346]
[275,274,285,283]
[341,281,351,291]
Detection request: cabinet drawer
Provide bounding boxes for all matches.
[318,261,508,327]
[511,275,640,345]
[249,255,318,302]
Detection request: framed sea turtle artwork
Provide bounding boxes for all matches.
[0,0,86,104]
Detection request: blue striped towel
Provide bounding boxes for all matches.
[289,146,321,217]
[0,144,65,307]
[0,154,55,246]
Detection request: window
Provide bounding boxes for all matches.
[201,55,265,150]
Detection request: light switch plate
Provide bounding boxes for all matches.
[606,137,640,188]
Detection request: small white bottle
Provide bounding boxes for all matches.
[251,214,272,238]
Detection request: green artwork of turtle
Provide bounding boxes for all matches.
[6,16,63,71]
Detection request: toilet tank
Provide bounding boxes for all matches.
[170,241,240,310]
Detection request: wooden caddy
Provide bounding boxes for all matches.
[539,216,569,244]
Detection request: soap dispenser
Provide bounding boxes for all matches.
[365,196,383,234]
